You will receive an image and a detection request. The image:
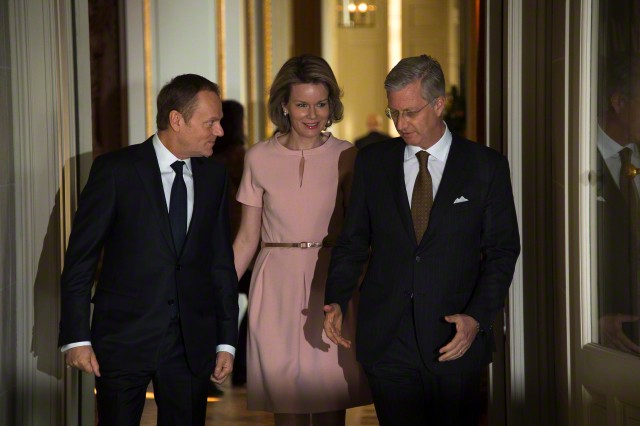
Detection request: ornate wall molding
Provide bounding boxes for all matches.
[245,0,257,144]
[143,0,154,137]
[262,0,272,137]
[216,0,226,99]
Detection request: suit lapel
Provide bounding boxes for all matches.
[135,138,175,254]
[386,139,417,245]
[419,136,470,248]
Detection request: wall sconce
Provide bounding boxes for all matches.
[337,1,377,27]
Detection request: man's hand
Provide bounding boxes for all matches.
[438,314,479,362]
[64,346,101,376]
[323,303,351,348]
[600,314,640,354]
[210,351,234,384]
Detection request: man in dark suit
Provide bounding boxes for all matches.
[59,74,239,425]
[324,55,520,425]
[596,56,640,354]
[354,113,390,149]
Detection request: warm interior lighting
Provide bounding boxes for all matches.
[144,392,221,403]
[94,388,220,403]
[338,0,376,27]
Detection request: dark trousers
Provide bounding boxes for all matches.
[95,319,210,426]
[232,270,251,385]
[363,303,481,426]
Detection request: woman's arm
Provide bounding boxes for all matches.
[233,204,262,279]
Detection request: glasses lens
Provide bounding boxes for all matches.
[385,108,399,121]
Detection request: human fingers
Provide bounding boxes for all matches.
[90,352,101,377]
[439,315,478,361]
[323,305,351,348]
[66,347,98,375]
[324,319,352,348]
[211,353,234,384]
[612,330,640,354]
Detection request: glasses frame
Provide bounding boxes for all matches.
[385,99,436,121]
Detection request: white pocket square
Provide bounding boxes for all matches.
[453,196,469,204]
[597,196,606,202]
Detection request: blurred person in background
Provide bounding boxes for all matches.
[354,113,390,149]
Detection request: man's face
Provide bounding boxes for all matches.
[176,90,224,158]
[386,80,445,149]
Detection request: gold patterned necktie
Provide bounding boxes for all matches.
[411,150,433,242]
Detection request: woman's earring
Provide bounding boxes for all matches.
[283,109,288,116]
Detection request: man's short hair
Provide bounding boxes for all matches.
[156,74,220,131]
[384,54,446,102]
[601,55,640,104]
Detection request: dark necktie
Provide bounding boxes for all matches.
[169,161,187,253]
[411,151,433,242]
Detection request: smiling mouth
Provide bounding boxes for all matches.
[304,122,320,129]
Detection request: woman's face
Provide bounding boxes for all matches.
[283,83,330,139]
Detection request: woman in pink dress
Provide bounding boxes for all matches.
[233,55,371,425]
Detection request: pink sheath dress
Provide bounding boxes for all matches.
[237,134,371,413]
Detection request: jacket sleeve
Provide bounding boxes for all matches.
[211,170,240,346]
[58,155,116,346]
[465,156,521,330]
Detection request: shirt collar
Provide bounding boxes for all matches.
[153,133,192,173]
[404,122,452,162]
[597,125,639,160]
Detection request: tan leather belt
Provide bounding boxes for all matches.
[262,241,333,249]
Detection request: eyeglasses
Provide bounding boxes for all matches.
[385,101,433,121]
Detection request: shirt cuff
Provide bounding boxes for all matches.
[216,344,236,357]
[60,341,92,352]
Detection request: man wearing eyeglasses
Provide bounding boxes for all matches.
[324,54,520,425]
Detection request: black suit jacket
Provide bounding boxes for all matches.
[59,138,239,376]
[354,131,390,149]
[326,135,520,373]
[597,151,639,340]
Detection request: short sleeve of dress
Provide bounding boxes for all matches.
[236,145,264,208]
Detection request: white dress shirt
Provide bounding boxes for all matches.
[598,126,640,194]
[62,134,235,357]
[404,123,453,206]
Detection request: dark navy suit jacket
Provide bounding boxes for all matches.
[326,134,520,373]
[59,137,239,375]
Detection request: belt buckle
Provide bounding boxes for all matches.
[299,242,311,248]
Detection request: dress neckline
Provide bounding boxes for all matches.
[271,132,334,156]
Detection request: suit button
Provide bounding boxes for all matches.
[168,299,175,305]
[175,264,181,271]
[415,256,421,262]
